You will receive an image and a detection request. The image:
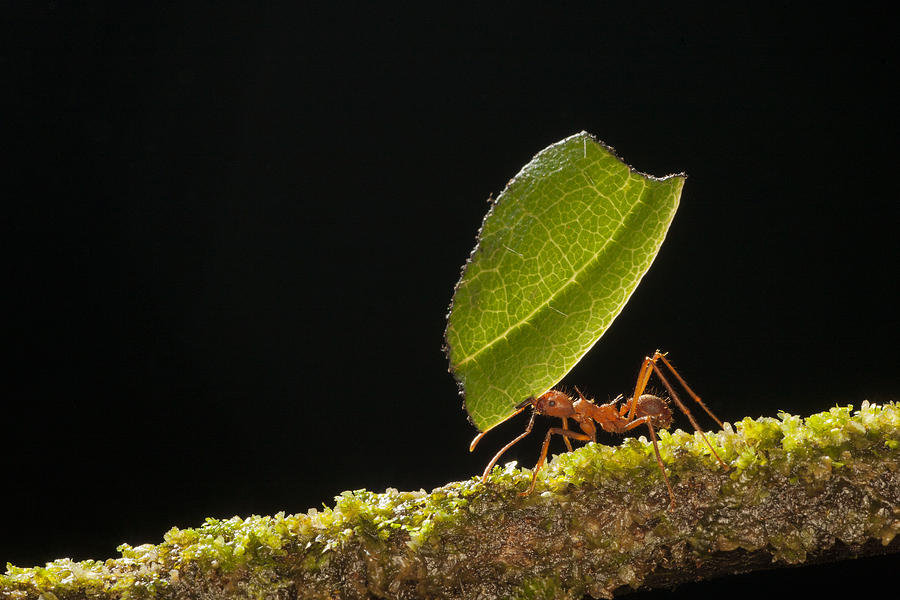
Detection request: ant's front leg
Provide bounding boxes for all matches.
[521,427,592,496]
[481,411,536,481]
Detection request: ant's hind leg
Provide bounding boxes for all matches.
[619,350,680,421]
[654,353,723,427]
[624,417,676,510]
[649,364,729,470]
[627,351,725,429]
[626,351,668,420]
[521,427,592,496]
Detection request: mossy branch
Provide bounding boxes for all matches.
[4,403,899,599]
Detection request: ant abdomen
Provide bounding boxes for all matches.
[628,394,673,429]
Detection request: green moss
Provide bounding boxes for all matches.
[509,573,569,600]
[3,402,898,599]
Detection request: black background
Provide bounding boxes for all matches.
[5,3,898,595]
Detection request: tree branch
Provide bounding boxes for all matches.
[3,402,898,599]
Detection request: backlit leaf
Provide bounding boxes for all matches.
[446,132,684,431]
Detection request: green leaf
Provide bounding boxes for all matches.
[445,132,684,431]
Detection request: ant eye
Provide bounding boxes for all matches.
[548,400,556,407]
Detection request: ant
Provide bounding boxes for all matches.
[470,351,729,509]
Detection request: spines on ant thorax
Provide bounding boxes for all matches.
[583,397,627,433]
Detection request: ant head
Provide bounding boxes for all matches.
[530,389,575,418]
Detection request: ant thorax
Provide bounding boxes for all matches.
[585,399,628,433]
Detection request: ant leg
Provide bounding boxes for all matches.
[561,417,574,452]
[521,427,592,496]
[655,353,723,428]
[626,351,724,430]
[649,363,729,470]
[480,411,536,481]
[626,350,667,420]
[624,417,676,510]
[470,402,530,452]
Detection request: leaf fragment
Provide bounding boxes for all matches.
[446,132,684,430]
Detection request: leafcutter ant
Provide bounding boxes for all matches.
[470,351,729,509]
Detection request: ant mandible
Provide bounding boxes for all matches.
[470,351,729,509]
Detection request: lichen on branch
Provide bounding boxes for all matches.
[3,402,899,599]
